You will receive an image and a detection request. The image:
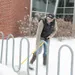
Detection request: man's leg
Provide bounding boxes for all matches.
[29,45,42,70]
[43,40,49,65]
[29,52,36,70]
[30,53,36,64]
[30,46,42,64]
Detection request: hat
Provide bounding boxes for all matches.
[46,14,54,19]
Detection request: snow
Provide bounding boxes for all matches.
[0,37,75,75]
[0,64,18,75]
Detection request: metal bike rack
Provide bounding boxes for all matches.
[57,45,74,75]
[12,37,30,74]
[5,34,15,65]
[36,40,49,75]
[0,32,74,75]
[0,32,4,63]
[5,34,30,74]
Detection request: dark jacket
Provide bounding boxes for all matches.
[36,18,58,49]
[41,19,55,40]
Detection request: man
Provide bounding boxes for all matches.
[29,14,58,70]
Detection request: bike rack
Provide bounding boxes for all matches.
[57,45,74,75]
[0,32,74,75]
[0,32,4,63]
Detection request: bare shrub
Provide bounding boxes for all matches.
[55,18,72,37]
[17,11,73,38]
[17,14,38,36]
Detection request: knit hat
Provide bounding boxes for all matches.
[46,14,55,19]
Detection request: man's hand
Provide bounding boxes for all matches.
[47,34,53,39]
[47,36,51,39]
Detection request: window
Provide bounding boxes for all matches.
[32,0,46,12]
[58,0,64,7]
[56,0,74,22]
[56,15,63,18]
[65,0,74,7]
[32,0,57,14]
[65,8,74,14]
[31,0,58,20]
[31,0,74,22]
[57,8,64,14]
[47,0,56,13]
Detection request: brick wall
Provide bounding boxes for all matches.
[0,0,30,38]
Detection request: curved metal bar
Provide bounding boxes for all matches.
[57,45,74,75]
[36,40,49,75]
[12,37,30,73]
[0,32,4,63]
[5,34,14,65]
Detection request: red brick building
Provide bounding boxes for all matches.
[0,0,30,37]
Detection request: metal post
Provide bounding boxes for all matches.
[36,40,49,75]
[0,32,4,63]
[12,37,30,73]
[5,34,14,65]
[57,45,74,75]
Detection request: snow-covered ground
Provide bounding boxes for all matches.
[0,37,75,75]
[0,64,18,75]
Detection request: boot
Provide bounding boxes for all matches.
[30,53,36,64]
[29,53,36,70]
[43,55,46,66]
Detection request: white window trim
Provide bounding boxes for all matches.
[45,0,49,15]
[30,0,33,19]
[73,0,75,24]
[54,0,59,15]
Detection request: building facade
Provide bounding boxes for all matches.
[0,0,75,37]
[30,0,75,37]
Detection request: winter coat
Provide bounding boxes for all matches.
[36,19,58,50]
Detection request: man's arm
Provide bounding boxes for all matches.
[36,20,44,48]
